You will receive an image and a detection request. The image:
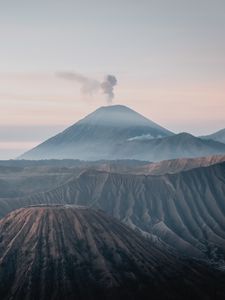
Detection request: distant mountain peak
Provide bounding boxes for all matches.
[173,132,196,140]
[200,127,225,144]
[96,104,130,111]
[19,104,225,161]
[78,104,171,132]
[19,105,173,160]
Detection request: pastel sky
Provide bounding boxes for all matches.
[0,0,225,159]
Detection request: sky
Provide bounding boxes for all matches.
[0,0,225,159]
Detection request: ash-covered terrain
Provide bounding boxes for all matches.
[0,205,224,300]
[0,157,225,264]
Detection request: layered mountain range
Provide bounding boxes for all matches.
[1,104,225,299]
[0,205,224,300]
[19,105,225,161]
[0,159,225,263]
[0,155,225,199]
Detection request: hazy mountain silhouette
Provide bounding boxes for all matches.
[19,106,225,161]
[19,105,173,160]
[201,128,225,144]
[115,132,225,161]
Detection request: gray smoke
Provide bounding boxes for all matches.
[57,72,117,104]
[100,75,117,104]
[57,72,100,95]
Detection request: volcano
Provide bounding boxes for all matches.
[0,205,224,300]
[19,105,173,160]
[19,105,225,161]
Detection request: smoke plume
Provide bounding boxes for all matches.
[100,75,117,104]
[57,72,99,95]
[57,72,117,104]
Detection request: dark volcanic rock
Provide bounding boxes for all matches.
[0,205,224,300]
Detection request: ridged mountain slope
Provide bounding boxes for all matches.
[0,205,224,300]
[1,162,225,262]
[131,154,225,175]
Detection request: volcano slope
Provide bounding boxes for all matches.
[19,105,173,161]
[0,155,224,200]
[130,154,225,175]
[1,162,225,262]
[19,105,225,161]
[0,205,224,300]
[0,159,148,198]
